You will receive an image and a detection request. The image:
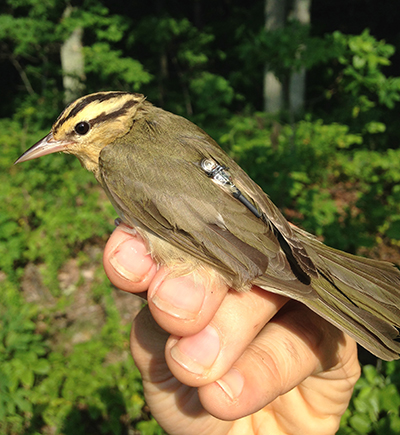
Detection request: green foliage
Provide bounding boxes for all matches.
[2,1,400,433]
[237,20,337,79]
[0,0,152,114]
[337,148,400,240]
[339,362,400,435]
[62,4,153,91]
[132,15,235,124]
[0,278,163,435]
[189,72,235,123]
[333,30,400,112]
[0,0,61,55]
[32,340,144,435]
[0,117,114,288]
[221,113,400,252]
[84,42,152,90]
[0,281,49,434]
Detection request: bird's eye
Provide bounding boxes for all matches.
[74,121,90,135]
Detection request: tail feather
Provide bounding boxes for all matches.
[288,226,400,360]
[308,276,400,360]
[255,271,400,360]
[317,255,400,324]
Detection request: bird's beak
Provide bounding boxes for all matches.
[15,132,72,164]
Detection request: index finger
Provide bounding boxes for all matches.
[103,225,158,293]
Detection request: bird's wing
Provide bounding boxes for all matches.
[98,123,314,289]
[98,113,400,359]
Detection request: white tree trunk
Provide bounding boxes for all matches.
[263,0,286,113]
[289,0,311,115]
[60,6,85,104]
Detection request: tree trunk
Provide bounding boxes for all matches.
[60,6,85,105]
[263,0,286,113]
[289,0,311,115]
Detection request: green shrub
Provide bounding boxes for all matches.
[339,362,400,435]
[0,277,163,435]
[0,117,114,289]
[221,114,400,252]
[0,281,49,434]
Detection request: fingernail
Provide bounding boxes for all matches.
[170,325,220,375]
[216,368,244,401]
[151,276,205,319]
[109,237,153,282]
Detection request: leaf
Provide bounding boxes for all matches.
[379,384,400,413]
[33,359,51,375]
[14,391,32,413]
[386,220,400,240]
[365,121,386,134]
[19,368,34,388]
[363,365,379,384]
[349,413,372,434]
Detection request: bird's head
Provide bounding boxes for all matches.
[15,91,147,174]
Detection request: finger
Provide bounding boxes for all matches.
[197,302,359,422]
[146,268,230,337]
[104,224,231,336]
[103,224,158,293]
[164,286,288,387]
[104,222,228,330]
[130,306,232,435]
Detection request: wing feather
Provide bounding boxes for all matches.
[98,106,400,360]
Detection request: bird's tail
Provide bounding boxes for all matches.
[256,226,400,361]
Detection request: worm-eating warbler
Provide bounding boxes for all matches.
[16,91,400,360]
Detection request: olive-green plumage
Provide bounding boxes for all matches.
[16,91,400,360]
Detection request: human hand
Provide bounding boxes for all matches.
[103,224,361,435]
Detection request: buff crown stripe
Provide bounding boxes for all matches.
[53,92,131,133]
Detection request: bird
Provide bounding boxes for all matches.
[15,91,400,361]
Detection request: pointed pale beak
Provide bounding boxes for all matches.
[14,133,72,164]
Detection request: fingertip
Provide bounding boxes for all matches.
[149,271,207,320]
[147,270,228,336]
[103,225,157,292]
[215,368,244,402]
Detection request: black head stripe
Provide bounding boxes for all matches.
[90,99,138,126]
[53,92,134,133]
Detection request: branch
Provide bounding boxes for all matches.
[10,55,35,96]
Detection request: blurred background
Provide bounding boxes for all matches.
[2,0,400,433]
